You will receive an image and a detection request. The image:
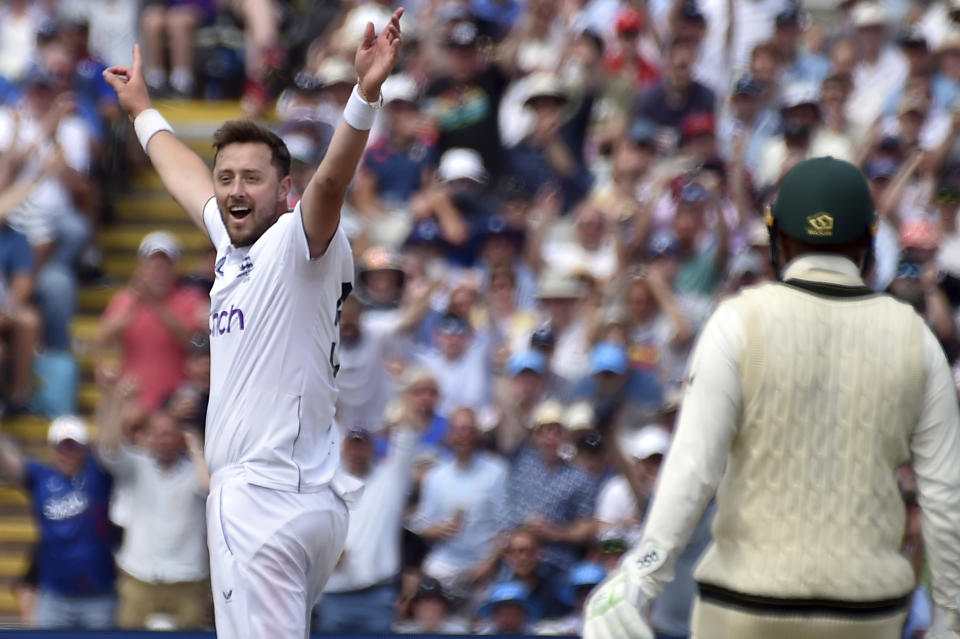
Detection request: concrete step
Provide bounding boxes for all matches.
[78,382,99,415]
[98,227,210,253]
[113,195,190,221]
[77,285,119,314]
[153,99,245,128]
[0,519,36,544]
[0,552,28,578]
[0,488,28,509]
[100,252,209,281]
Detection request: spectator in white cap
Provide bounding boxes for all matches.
[0,414,116,628]
[845,2,909,131]
[94,231,208,410]
[410,148,499,265]
[351,73,436,234]
[757,82,854,190]
[595,424,670,539]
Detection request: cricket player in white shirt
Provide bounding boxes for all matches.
[583,157,960,639]
[102,11,403,638]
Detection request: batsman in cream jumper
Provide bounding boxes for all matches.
[636,254,960,638]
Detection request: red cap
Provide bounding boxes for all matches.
[681,111,716,138]
[616,8,644,34]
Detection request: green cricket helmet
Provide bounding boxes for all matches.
[766,157,877,244]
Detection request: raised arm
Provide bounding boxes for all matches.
[103,45,214,234]
[300,9,403,257]
[0,424,26,485]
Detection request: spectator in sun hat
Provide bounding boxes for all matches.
[528,273,590,382]
[95,231,207,411]
[504,400,599,572]
[0,414,116,628]
[507,72,594,214]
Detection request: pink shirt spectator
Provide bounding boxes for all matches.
[103,286,205,410]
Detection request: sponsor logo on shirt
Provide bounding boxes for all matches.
[239,256,254,279]
[209,305,246,336]
[42,491,89,521]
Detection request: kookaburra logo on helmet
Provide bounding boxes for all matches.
[805,213,834,237]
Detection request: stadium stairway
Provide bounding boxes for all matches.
[0,100,243,623]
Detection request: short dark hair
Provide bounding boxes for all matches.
[212,120,291,178]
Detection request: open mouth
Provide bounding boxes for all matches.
[229,205,252,221]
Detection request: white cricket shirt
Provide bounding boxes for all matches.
[202,197,355,492]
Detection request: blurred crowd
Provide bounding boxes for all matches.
[1,0,960,635]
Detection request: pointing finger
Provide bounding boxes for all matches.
[133,43,142,78]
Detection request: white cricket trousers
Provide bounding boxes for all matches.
[207,466,349,639]
[691,597,907,639]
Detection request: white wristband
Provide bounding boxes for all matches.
[342,84,381,131]
[133,108,174,152]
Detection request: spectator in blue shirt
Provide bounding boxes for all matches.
[0,415,116,628]
[636,37,715,152]
[507,72,594,214]
[351,74,436,216]
[773,7,831,88]
[0,223,39,411]
[504,400,598,571]
[412,406,508,585]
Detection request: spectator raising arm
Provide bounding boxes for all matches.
[300,9,403,257]
[0,425,25,485]
[103,45,215,232]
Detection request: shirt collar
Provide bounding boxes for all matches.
[781,253,865,287]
